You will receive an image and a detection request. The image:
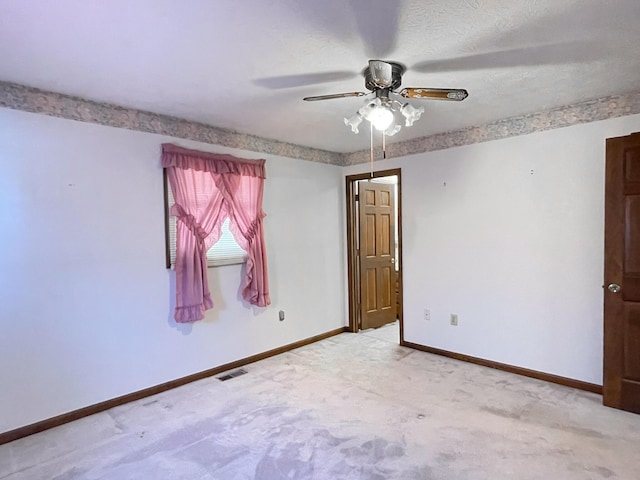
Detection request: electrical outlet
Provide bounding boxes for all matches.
[424,309,431,321]
[450,314,458,326]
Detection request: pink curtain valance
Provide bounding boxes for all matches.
[162,143,266,179]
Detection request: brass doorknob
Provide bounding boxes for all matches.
[608,283,621,293]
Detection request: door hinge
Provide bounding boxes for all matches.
[355,194,359,202]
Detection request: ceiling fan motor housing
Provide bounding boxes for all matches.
[364,61,404,91]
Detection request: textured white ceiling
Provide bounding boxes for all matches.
[1,0,639,153]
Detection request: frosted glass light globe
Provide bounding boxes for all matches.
[344,113,363,133]
[368,106,394,131]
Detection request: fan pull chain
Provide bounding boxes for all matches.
[382,131,386,159]
[369,122,374,178]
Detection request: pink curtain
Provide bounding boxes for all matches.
[162,143,270,322]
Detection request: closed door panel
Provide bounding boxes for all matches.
[604,133,640,413]
[359,181,397,330]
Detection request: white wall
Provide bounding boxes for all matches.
[0,108,345,433]
[345,114,640,385]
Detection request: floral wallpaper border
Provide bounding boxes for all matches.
[343,91,640,165]
[0,81,343,166]
[2,80,639,167]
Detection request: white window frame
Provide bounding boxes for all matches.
[164,171,247,268]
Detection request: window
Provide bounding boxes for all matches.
[162,143,270,321]
[164,170,247,268]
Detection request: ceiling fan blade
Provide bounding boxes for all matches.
[253,71,357,89]
[347,0,401,57]
[399,88,469,101]
[411,41,607,74]
[303,92,367,101]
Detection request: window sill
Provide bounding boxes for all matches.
[168,256,247,270]
[207,256,247,267]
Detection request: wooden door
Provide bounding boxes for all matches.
[358,181,397,330]
[603,132,640,413]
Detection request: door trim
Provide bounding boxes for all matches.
[346,168,403,340]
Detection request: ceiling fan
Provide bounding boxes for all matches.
[303,59,468,136]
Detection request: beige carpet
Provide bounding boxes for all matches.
[360,321,399,344]
[2,330,640,479]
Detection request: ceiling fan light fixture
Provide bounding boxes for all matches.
[353,98,395,132]
[367,104,394,131]
[384,124,401,137]
[307,59,468,141]
[357,99,377,119]
[344,113,364,133]
[401,103,425,127]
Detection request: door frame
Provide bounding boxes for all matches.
[346,168,403,340]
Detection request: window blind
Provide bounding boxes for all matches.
[166,182,247,268]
